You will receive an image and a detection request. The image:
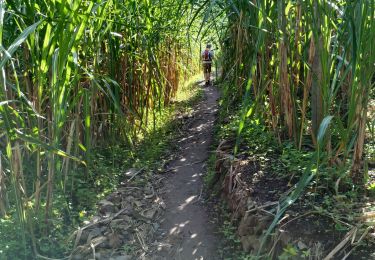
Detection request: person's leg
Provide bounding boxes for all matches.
[204,64,209,84]
[203,63,207,81]
[207,64,212,84]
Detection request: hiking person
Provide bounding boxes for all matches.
[201,44,214,85]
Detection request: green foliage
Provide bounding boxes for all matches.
[0,38,202,258]
[279,245,298,259]
[122,243,137,255]
[203,0,375,256]
[217,204,250,260]
[368,183,375,197]
[278,244,311,260]
[0,216,32,260]
[204,153,219,189]
[280,144,312,176]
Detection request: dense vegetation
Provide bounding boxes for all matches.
[0,0,204,258]
[0,0,374,259]
[215,0,374,182]
[218,0,374,196]
[206,0,375,258]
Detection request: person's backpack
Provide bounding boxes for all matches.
[203,50,212,61]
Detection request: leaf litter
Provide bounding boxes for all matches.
[70,170,166,260]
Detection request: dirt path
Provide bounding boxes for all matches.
[153,82,220,260]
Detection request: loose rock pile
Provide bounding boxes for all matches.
[70,170,165,260]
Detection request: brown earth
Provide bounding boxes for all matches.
[151,82,221,260]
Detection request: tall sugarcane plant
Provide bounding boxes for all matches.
[200,0,374,253]
[211,0,374,184]
[0,0,200,257]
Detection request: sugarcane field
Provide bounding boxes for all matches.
[0,0,374,259]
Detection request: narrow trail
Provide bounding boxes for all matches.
[153,82,220,260]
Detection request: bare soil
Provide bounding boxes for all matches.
[151,82,221,260]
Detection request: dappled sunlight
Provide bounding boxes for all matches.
[179,221,190,228]
[169,226,178,235]
[194,123,208,132]
[178,135,195,143]
[168,220,191,235]
[178,195,197,211]
[152,84,220,259]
